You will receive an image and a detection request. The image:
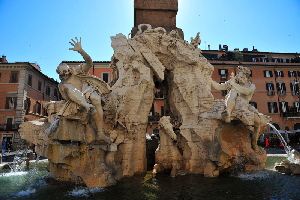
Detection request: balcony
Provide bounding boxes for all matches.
[283,113,300,118]
[292,90,299,96]
[0,124,19,131]
[267,90,275,95]
[155,92,164,99]
[148,116,161,122]
[278,90,286,96]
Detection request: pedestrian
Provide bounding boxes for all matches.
[7,142,12,153]
[279,141,284,148]
[265,137,270,148]
[2,141,8,157]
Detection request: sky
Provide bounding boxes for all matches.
[0,0,299,81]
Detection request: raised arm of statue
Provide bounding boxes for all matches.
[69,37,93,73]
[211,75,231,91]
[230,72,255,96]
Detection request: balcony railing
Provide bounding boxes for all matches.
[267,90,275,95]
[282,113,300,118]
[148,116,161,122]
[278,90,286,96]
[154,92,164,99]
[0,124,19,131]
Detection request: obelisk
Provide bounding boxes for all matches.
[131,0,184,39]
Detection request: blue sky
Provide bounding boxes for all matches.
[0,0,299,81]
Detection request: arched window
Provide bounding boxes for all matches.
[294,123,300,130]
[270,123,280,130]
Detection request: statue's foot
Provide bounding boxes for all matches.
[222,111,231,123]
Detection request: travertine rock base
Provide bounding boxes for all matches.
[19,25,270,186]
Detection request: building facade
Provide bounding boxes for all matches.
[61,61,113,84]
[61,46,300,145]
[0,56,60,147]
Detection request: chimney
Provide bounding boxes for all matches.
[243,48,248,51]
[219,44,222,51]
[208,45,210,50]
[1,55,8,63]
[223,45,228,51]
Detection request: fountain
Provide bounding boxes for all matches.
[16,23,273,189]
[267,123,300,174]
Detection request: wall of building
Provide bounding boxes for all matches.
[0,62,60,148]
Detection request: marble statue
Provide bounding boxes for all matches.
[56,37,111,143]
[211,66,255,123]
[211,66,268,151]
[190,32,201,48]
[19,25,271,187]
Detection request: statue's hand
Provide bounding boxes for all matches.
[69,37,82,51]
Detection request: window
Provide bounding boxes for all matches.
[266,83,275,95]
[294,123,300,130]
[275,71,284,77]
[268,102,278,113]
[290,82,299,96]
[261,58,267,62]
[249,102,257,109]
[155,91,164,98]
[24,98,31,115]
[264,70,273,77]
[5,97,17,109]
[285,126,290,131]
[54,88,58,98]
[271,123,280,130]
[161,105,164,116]
[6,117,14,131]
[27,74,32,86]
[294,102,300,113]
[276,82,286,96]
[34,102,41,114]
[45,86,51,96]
[102,72,110,83]
[43,107,48,116]
[220,82,227,96]
[288,71,296,77]
[218,69,228,81]
[9,71,19,83]
[38,81,42,91]
[279,101,288,113]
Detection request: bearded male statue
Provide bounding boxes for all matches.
[56,37,111,143]
[211,66,269,151]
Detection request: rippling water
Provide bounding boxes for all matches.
[1,157,299,200]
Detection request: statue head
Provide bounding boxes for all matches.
[56,63,71,77]
[237,66,251,77]
[236,66,251,84]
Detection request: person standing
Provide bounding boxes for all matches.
[2,141,8,157]
[265,137,270,148]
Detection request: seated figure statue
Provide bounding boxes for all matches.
[211,66,268,151]
[56,37,111,143]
